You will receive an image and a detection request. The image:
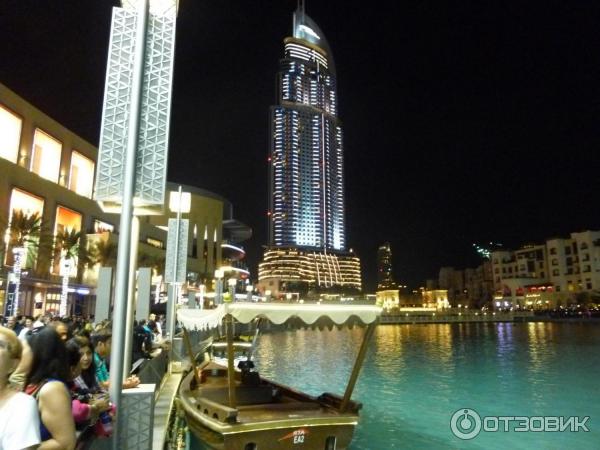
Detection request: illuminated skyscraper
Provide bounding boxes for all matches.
[377,242,396,290]
[259,4,361,296]
[269,4,344,250]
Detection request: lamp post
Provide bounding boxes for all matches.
[246,284,253,302]
[214,269,224,305]
[166,187,191,349]
[59,255,72,317]
[11,247,26,316]
[227,278,237,303]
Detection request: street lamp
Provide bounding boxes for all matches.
[246,284,253,302]
[227,278,237,303]
[166,187,191,342]
[11,247,26,316]
[214,269,224,304]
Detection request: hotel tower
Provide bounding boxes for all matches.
[258,4,362,297]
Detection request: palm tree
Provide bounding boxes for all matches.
[89,239,118,268]
[54,228,84,317]
[6,210,44,315]
[8,210,43,251]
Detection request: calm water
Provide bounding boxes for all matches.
[250,322,600,450]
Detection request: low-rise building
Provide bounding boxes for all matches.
[0,82,249,316]
[490,230,600,309]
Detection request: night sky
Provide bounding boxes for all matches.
[2,1,600,291]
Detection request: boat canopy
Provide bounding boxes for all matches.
[177,302,382,331]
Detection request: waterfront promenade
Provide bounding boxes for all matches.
[380,309,534,324]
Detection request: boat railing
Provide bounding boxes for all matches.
[192,393,239,424]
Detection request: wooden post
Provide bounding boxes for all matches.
[182,328,199,386]
[225,314,237,408]
[340,321,377,412]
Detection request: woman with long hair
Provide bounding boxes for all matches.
[0,326,40,450]
[25,327,76,450]
[66,338,111,430]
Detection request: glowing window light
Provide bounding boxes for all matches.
[68,151,95,198]
[0,103,22,164]
[31,129,62,183]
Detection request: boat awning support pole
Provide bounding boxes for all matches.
[183,328,200,386]
[340,321,377,412]
[225,314,237,408]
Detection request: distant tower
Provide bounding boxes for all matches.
[377,242,396,290]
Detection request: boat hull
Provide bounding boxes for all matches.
[179,369,359,450]
[187,420,356,450]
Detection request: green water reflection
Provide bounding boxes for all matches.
[251,322,600,450]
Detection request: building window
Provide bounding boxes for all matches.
[44,291,61,315]
[551,258,558,266]
[52,206,82,274]
[0,104,22,163]
[580,242,588,250]
[582,253,590,262]
[552,269,559,276]
[549,248,557,255]
[93,219,114,233]
[31,129,62,183]
[5,188,45,267]
[565,246,571,255]
[583,265,591,273]
[69,151,95,198]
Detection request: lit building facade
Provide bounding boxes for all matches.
[259,5,361,296]
[490,230,600,309]
[377,242,396,290]
[0,82,248,316]
[269,6,344,250]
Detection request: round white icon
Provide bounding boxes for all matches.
[450,408,482,440]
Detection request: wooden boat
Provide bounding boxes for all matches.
[177,302,381,450]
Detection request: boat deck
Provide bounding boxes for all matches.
[182,363,359,430]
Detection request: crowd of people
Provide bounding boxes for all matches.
[0,313,166,450]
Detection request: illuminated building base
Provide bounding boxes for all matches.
[258,247,362,298]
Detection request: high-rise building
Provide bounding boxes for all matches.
[376,242,396,290]
[259,4,361,297]
[269,5,344,250]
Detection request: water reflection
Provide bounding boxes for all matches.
[251,322,600,450]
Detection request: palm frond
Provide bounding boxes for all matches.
[8,210,42,247]
[90,240,117,267]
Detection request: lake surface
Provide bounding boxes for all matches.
[251,322,600,449]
